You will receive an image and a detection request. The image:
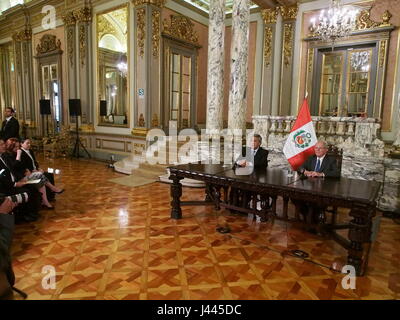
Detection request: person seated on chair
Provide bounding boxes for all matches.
[235,134,269,169]
[296,141,340,233]
[0,140,40,223]
[4,138,63,209]
[300,140,340,178]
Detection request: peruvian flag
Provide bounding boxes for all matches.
[283,98,317,170]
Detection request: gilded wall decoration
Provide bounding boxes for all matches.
[283,23,293,67]
[152,10,161,58]
[379,41,387,68]
[356,9,392,30]
[162,14,199,45]
[22,43,28,74]
[151,113,159,127]
[264,26,273,67]
[138,113,145,127]
[137,8,146,57]
[79,25,86,66]
[36,34,62,55]
[67,28,74,66]
[280,4,298,21]
[14,43,21,74]
[132,0,166,7]
[308,48,313,73]
[261,8,278,25]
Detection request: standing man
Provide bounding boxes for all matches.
[1,107,20,141]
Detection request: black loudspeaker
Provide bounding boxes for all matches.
[39,99,51,115]
[69,99,81,116]
[99,100,107,116]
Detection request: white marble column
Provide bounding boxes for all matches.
[228,0,250,132]
[206,0,225,132]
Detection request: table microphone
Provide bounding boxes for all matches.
[297,168,308,180]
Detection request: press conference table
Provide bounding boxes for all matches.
[168,163,381,276]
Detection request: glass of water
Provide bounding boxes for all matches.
[287,168,294,177]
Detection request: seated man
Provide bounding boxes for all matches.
[297,140,340,231]
[235,134,268,169]
[232,134,269,217]
[300,140,340,178]
[0,197,16,299]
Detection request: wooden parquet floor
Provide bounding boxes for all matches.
[10,155,400,300]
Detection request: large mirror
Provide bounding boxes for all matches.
[97,6,129,127]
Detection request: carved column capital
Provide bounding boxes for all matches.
[62,11,76,26]
[74,7,92,23]
[280,4,298,21]
[261,8,279,25]
[132,0,166,8]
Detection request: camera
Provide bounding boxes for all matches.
[0,193,29,204]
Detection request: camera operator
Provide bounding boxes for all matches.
[0,197,16,299]
[0,140,40,223]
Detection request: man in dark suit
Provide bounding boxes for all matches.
[1,107,20,142]
[300,140,340,178]
[236,134,269,169]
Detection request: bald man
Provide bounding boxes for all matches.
[300,141,340,178]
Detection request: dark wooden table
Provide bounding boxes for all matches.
[168,163,381,276]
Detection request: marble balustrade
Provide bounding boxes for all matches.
[252,115,399,212]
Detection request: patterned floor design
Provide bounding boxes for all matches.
[9,155,400,300]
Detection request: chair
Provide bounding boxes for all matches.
[324,145,343,226]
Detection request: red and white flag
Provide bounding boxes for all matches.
[283,98,317,170]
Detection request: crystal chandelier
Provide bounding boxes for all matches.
[311,0,359,48]
[350,51,370,72]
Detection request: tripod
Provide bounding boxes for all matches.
[72,115,91,159]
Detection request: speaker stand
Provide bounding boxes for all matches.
[72,115,91,159]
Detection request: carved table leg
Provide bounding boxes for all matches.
[347,204,375,276]
[213,185,221,210]
[205,183,213,202]
[170,175,183,219]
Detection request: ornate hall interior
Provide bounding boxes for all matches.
[0,0,399,300]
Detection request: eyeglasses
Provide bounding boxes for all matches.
[314,147,327,150]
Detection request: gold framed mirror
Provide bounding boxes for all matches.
[96,5,129,127]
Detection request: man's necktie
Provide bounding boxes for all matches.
[315,159,321,172]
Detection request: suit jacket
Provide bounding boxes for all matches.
[19,149,39,172]
[0,155,16,194]
[0,117,20,141]
[301,154,340,178]
[238,146,269,169]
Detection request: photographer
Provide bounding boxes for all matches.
[0,197,16,299]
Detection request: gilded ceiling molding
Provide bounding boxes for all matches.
[152,10,161,58]
[356,9,392,30]
[132,0,166,8]
[63,11,76,26]
[79,25,86,66]
[162,14,199,46]
[283,23,293,67]
[74,7,92,23]
[36,34,62,55]
[261,8,278,25]
[137,8,146,57]
[97,15,119,41]
[264,26,273,67]
[280,4,298,21]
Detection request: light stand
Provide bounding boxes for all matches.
[72,114,91,159]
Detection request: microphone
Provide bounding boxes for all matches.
[297,168,307,180]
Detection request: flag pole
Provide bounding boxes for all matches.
[305,91,308,99]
